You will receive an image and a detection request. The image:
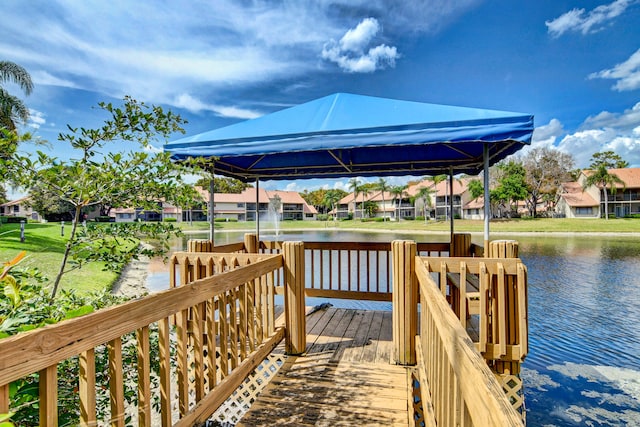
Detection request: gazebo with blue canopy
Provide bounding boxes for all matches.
[165,92,534,251]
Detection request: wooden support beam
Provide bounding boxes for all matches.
[39,365,58,427]
[283,241,306,355]
[391,240,417,365]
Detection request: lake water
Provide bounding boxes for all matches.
[147,229,640,426]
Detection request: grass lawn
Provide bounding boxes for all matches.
[180,217,640,234]
[0,222,119,294]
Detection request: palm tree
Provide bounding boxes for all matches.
[390,184,407,221]
[348,178,361,219]
[426,175,446,219]
[583,165,625,220]
[415,186,433,225]
[0,61,33,132]
[323,190,341,222]
[374,177,390,221]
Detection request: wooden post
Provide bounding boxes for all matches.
[450,233,471,257]
[282,241,306,355]
[392,240,417,365]
[244,233,258,253]
[188,239,213,252]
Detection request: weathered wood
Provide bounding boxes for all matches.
[79,349,96,426]
[39,365,58,427]
[239,309,409,426]
[392,240,417,365]
[283,241,306,355]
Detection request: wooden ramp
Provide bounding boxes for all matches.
[237,307,411,426]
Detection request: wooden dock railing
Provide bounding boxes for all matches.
[0,252,284,426]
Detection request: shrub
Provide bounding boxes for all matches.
[5,216,27,223]
[416,216,425,221]
[95,216,114,222]
[163,217,177,222]
[316,214,329,221]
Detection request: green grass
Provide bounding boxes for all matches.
[0,222,118,294]
[179,217,640,234]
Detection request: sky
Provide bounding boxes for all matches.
[2,0,640,196]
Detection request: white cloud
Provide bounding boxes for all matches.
[545,0,634,37]
[173,94,262,119]
[31,70,78,89]
[589,48,640,91]
[27,109,46,129]
[553,102,640,167]
[322,18,399,73]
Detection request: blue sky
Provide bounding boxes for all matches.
[2,0,640,195]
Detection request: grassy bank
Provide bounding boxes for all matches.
[0,222,118,294]
[180,217,640,234]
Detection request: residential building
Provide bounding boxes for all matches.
[0,197,40,221]
[557,168,640,218]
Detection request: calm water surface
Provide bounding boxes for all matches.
[148,230,640,426]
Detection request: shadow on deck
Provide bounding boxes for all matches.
[237,307,411,426]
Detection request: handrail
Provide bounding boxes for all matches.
[259,240,450,301]
[0,253,283,426]
[414,256,524,426]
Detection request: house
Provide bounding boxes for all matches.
[0,197,40,221]
[334,190,396,220]
[557,168,640,218]
[196,187,317,222]
[406,178,472,220]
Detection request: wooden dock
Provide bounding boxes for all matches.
[237,307,412,426]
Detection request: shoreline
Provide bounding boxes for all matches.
[184,227,640,237]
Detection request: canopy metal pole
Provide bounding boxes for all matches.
[483,144,490,254]
[209,168,215,244]
[255,178,260,241]
[449,167,454,245]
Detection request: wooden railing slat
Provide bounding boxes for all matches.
[39,365,58,427]
[136,326,152,427]
[158,317,172,427]
[107,338,125,427]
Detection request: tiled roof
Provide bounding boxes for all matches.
[582,168,640,189]
[559,182,599,207]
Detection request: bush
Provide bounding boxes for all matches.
[95,216,114,222]
[163,217,177,222]
[416,216,425,221]
[404,216,415,221]
[5,216,27,223]
[214,217,238,222]
[316,214,329,221]
[625,213,640,219]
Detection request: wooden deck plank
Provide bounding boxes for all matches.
[237,308,410,427]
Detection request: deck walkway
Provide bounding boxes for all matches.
[237,307,412,426]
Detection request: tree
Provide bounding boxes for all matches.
[301,188,327,213]
[15,97,197,298]
[390,184,408,221]
[467,179,484,200]
[195,176,251,194]
[414,186,433,224]
[0,60,33,133]
[322,189,347,220]
[589,151,629,169]
[348,178,361,219]
[373,178,390,221]
[427,175,447,219]
[493,161,529,217]
[521,147,574,217]
[583,164,625,220]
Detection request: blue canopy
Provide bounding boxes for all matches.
[165,93,534,181]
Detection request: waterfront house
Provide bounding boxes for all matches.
[557,168,640,218]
